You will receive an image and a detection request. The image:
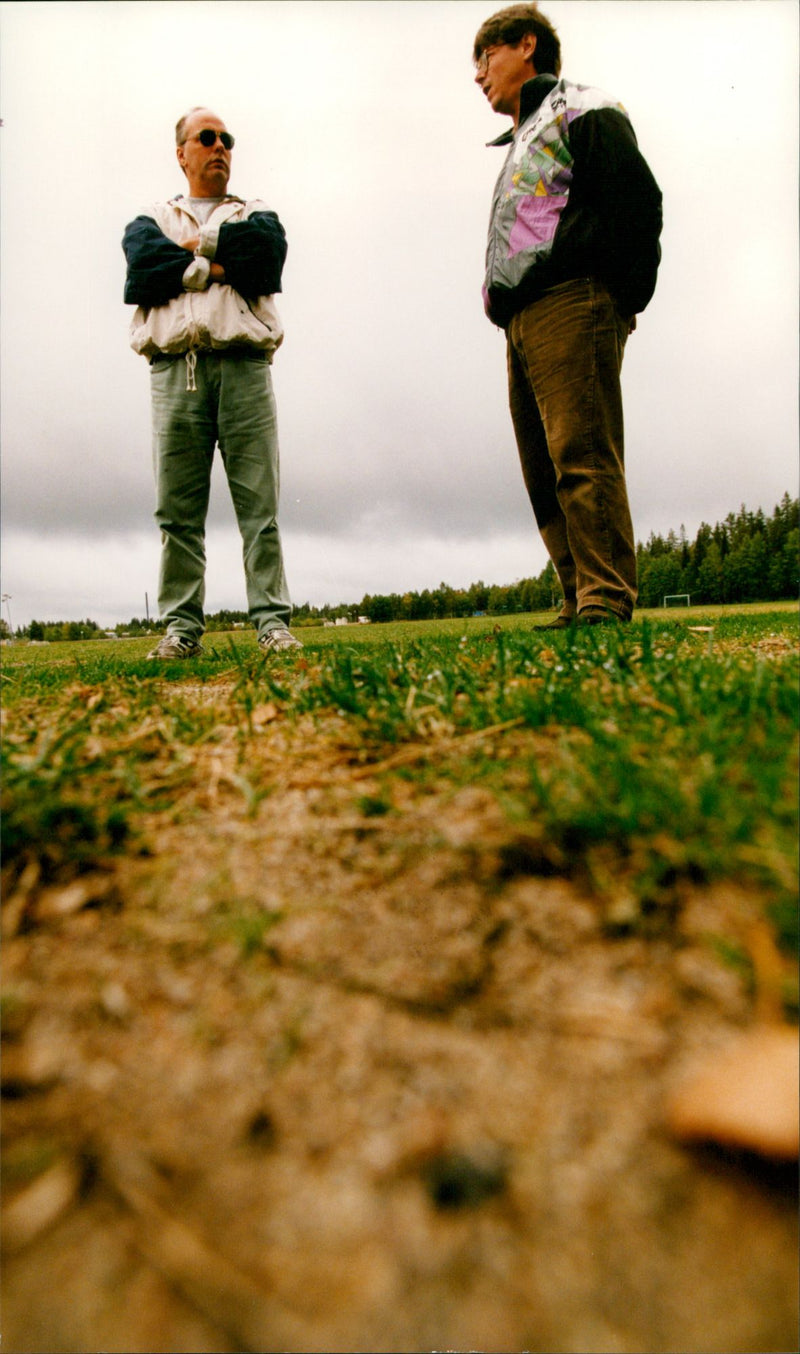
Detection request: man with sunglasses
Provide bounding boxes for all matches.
[123,107,301,659]
[474,5,662,628]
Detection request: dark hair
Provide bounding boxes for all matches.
[473,3,561,78]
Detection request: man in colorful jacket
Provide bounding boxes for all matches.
[123,107,301,659]
[474,4,662,626]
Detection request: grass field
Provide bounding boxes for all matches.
[3,602,798,962]
[2,602,798,1351]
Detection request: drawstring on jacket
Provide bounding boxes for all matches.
[185,350,198,392]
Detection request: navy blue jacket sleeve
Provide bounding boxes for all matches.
[215,211,287,298]
[559,108,663,315]
[122,215,189,307]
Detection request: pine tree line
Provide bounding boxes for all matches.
[635,493,798,608]
[11,494,796,639]
[294,492,798,624]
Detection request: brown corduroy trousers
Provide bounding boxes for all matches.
[507,277,637,620]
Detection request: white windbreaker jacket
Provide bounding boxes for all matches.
[123,196,285,360]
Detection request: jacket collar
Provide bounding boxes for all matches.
[486,73,560,146]
[173,193,245,206]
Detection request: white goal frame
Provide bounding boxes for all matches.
[663,594,691,608]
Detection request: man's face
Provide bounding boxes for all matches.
[474,35,537,123]
[177,110,232,197]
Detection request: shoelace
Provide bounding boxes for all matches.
[185,351,198,392]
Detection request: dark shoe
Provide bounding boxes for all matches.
[577,609,627,627]
[532,615,575,631]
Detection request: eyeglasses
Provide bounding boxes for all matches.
[475,46,502,76]
[184,129,235,150]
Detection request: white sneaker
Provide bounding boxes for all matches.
[147,634,204,659]
[258,627,303,655]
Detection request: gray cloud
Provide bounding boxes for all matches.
[1,1,797,627]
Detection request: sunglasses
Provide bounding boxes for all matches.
[187,129,235,150]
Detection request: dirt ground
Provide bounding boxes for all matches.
[2,708,797,1353]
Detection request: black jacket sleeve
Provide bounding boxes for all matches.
[122,215,189,307]
[558,107,663,315]
[215,211,288,298]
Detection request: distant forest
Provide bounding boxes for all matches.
[296,492,799,626]
[13,494,798,641]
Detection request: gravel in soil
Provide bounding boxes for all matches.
[2,715,797,1353]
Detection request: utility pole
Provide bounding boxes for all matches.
[145,592,150,623]
[2,594,13,638]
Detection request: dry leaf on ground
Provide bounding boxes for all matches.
[667,1024,799,1159]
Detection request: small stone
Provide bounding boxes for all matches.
[422,1145,509,1211]
[99,981,131,1021]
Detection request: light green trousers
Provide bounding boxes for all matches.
[149,350,292,641]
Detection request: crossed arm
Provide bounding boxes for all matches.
[122,210,288,308]
[182,236,227,285]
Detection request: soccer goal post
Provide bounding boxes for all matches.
[663,594,691,608]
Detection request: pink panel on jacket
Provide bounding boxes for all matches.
[507,193,566,259]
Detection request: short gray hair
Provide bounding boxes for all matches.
[175,107,208,145]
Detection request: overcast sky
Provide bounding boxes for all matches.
[1,0,797,629]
